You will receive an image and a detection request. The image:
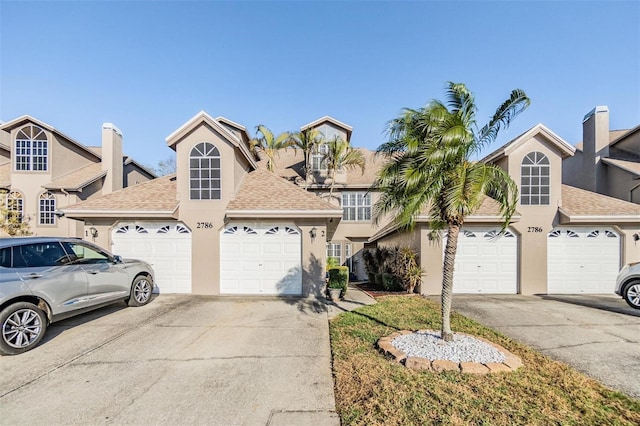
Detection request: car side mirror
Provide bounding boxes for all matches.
[113,255,123,264]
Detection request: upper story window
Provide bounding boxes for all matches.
[521,151,550,205]
[189,142,221,200]
[312,143,328,171]
[342,192,371,221]
[39,192,56,225]
[5,191,24,223]
[15,125,48,171]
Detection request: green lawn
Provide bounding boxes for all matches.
[329,296,640,426]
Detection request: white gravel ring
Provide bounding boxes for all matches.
[392,330,506,364]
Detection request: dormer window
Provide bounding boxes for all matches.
[521,151,550,205]
[312,143,328,171]
[15,125,48,171]
[189,142,221,200]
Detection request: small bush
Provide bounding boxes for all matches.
[328,266,349,295]
[374,273,383,288]
[382,273,403,291]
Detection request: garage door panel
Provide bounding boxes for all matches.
[111,222,192,294]
[547,227,619,294]
[448,227,518,294]
[220,224,302,295]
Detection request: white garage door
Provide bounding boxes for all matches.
[220,223,302,295]
[547,227,620,294]
[111,222,192,294]
[448,227,518,294]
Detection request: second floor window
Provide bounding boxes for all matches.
[342,192,371,221]
[189,142,221,200]
[521,151,550,205]
[15,125,48,171]
[312,143,328,171]
[39,192,56,225]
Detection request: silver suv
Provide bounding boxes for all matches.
[0,237,155,355]
[615,261,640,309]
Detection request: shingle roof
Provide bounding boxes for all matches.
[265,147,386,187]
[45,163,106,191]
[63,174,178,216]
[560,185,640,219]
[226,169,342,215]
[574,129,632,151]
[601,157,640,176]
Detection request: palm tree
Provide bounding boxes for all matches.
[373,82,529,341]
[290,128,324,190]
[323,136,365,201]
[250,125,292,172]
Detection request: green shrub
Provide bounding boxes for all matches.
[328,266,349,295]
[367,272,376,285]
[382,273,403,291]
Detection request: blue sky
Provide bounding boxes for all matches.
[1,0,639,169]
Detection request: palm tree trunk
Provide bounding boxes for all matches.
[441,223,460,342]
[328,168,336,202]
[304,150,310,191]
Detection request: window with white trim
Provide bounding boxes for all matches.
[189,142,221,200]
[521,151,550,205]
[312,143,328,171]
[15,125,48,171]
[5,191,24,223]
[39,192,56,225]
[342,192,371,221]
[326,242,341,262]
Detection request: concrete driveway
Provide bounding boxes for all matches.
[448,294,640,398]
[0,295,339,425]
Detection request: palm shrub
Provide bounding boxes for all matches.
[361,249,377,284]
[373,81,529,340]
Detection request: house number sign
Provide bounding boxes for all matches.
[197,222,214,229]
[528,227,543,233]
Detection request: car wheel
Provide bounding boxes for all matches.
[622,281,640,310]
[0,302,48,355]
[127,275,153,307]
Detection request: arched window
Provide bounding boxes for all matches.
[189,142,221,200]
[39,192,56,225]
[521,152,550,205]
[5,191,25,223]
[15,125,48,171]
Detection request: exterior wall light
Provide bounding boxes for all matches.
[89,227,99,238]
[310,227,317,240]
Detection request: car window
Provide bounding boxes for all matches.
[0,247,10,268]
[63,242,111,265]
[12,243,69,268]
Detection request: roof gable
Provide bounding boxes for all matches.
[482,123,576,163]
[300,116,353,141]
[165,111,257,169]
[0,115,101,161]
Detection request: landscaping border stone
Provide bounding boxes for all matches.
[376,329,523,374]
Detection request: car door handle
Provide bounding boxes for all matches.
[21,273,43,279]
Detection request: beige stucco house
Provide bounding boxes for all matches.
[372,115,640,296]
[0,116,155,238]
[563,106,640,204]
[59,108,640,297]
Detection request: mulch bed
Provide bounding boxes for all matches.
[354,282,416,298]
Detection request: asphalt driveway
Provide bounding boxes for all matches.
[0,295,339,425]
[447,294,640,398]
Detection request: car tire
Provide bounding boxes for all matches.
[0,302,48,355]
[622,280,640,310]
[127,275,153,307]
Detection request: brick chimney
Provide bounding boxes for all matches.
[101,123,123,194]
[582,106,609,193]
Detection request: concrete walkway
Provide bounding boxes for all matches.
[326,283,377,319]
